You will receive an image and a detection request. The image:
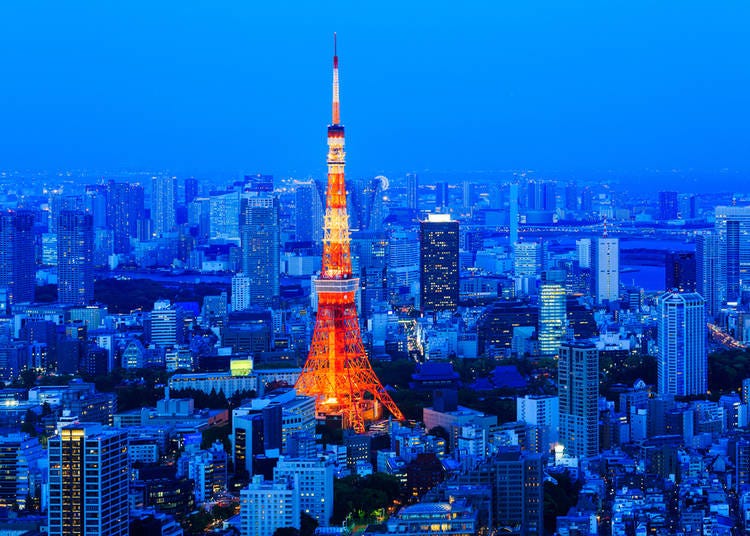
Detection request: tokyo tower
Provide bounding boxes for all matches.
[295,35,404,433]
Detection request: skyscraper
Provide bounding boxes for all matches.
[665,251,696,292]
[658,191,679,220]
[48,424,128,536]
[106,181,145,254]
[594,237,619,303]
[435,182,450,209]
[151,175,177,237]
[406,173,418,210]
[184,177,199,204]
[576,238,592,269]
[656,291,706,396]
[696,232,720,317]
[0,210,35,304]
[57,210,94,305]
[580,186,593,213]
[240,195,280,307]
[564,182,578,211]
[509,183,519,246]
[294,180,325,244]
[715,205,750,304]
[538,273,567,355]
[420,214,459,312]
[558,342,599,458]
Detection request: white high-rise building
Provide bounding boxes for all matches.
[595,237,619,303]
[657,291,707,396]
[558,342,599,458]
[576,238,591,269]
[274,456,334,526]
[48,424,128,536]
[240,474,300,536]
[231,274,252,312]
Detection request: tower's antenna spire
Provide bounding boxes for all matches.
[332,32,340,125]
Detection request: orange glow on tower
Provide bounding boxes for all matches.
[295,36,404,433]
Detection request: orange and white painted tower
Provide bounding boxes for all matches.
[295,35,404,433]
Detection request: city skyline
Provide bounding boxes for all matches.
[1,5,750,536]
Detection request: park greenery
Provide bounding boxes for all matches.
[332,473,402,525]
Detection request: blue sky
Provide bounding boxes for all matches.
[0,1,748,181]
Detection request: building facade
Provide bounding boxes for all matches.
[558,342,599,458]
[48,424,128,536]
[420,214,459,312]
[57,210,94,305]
[657,291,707,396]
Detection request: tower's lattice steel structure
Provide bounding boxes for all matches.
[295,36,404,433]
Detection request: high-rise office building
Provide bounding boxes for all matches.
[526,180,556,211]
[715,205,750,303]
[208,190,241,241]
[0,210,36,304]
[538,274,567,355]
[513,241,542,278]
[106,181,145,254]
[665,251,696,292]
[274,457,334,527]
[594,237,619,303]
[558,342,599,458]
[576,238,592,270]
[406,173,418,210]
[48,424,128,536]
[564,182,578,211]
[656,291,706,396]
[151,175,177,237]
[435,182,450,209]
[387,231,420,305]
[57,211,94,305]
[696,232,721,317]
[658,191,679,220]
[150,300,180,348]
[420,214,459,312]
[0,433,45,510]
[240,195,280,307]
[462,180,472,209]
[580,187,593,213]
[294,180,325,244]
[509,183,519,246]
[184,177,199,204]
